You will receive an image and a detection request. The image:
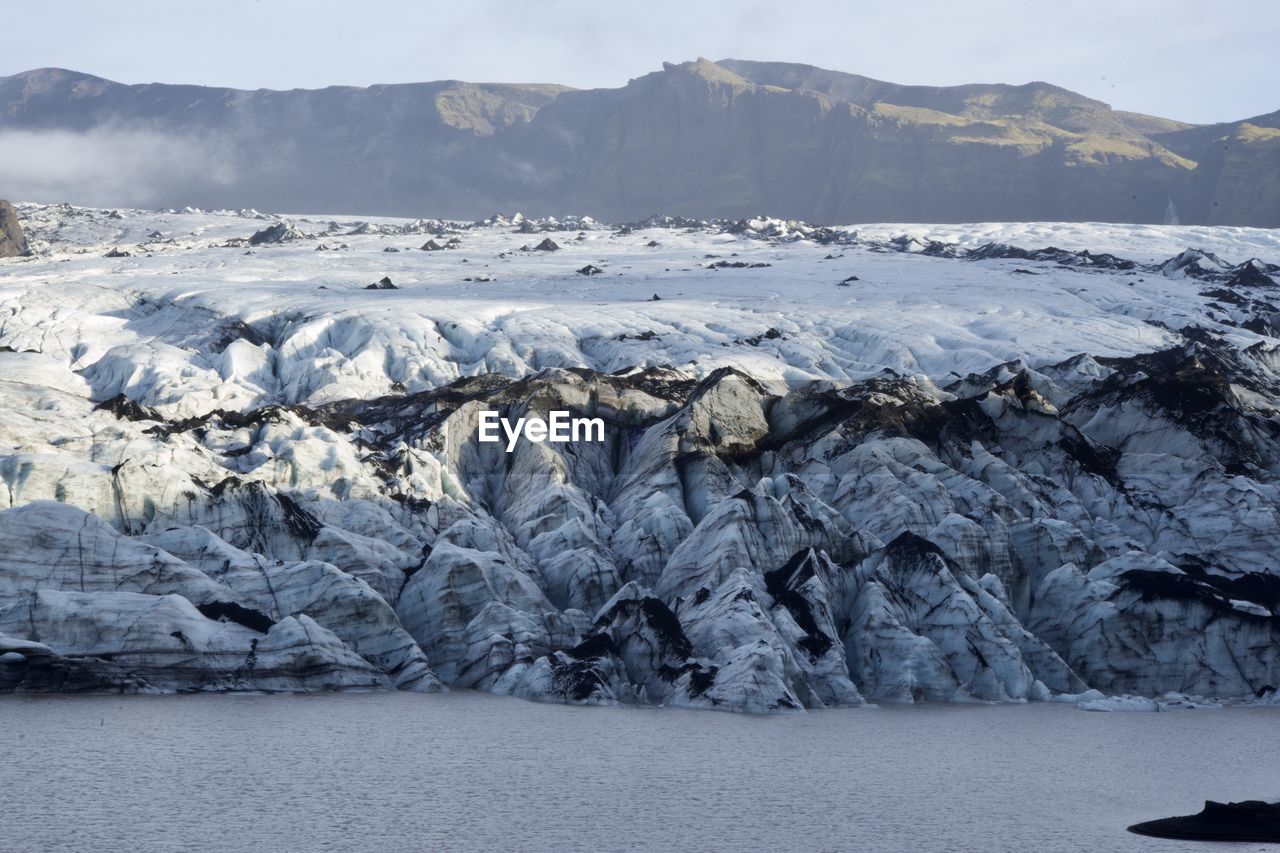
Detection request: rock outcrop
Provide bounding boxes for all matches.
[0,200,28,257]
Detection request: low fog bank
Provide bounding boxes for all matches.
[0,126,238,209]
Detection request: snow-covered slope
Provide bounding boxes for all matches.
[2,204,1278,709]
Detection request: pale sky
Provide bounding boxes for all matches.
[2,0,1277,125]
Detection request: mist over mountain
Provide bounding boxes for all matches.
[1,59,1277,225]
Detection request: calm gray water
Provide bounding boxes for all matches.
[2,692,1276,852]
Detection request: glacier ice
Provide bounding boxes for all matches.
[1,203,1278,710]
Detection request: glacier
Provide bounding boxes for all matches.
[1,202,1278,711]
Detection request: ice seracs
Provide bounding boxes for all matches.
[1,203,1279,709]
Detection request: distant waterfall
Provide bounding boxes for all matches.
[1163,196,1180,226]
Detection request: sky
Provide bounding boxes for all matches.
[1,0,1277,125]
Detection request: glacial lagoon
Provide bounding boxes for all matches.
[3,692,1277,852]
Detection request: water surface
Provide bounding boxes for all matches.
[3,692,1276,852]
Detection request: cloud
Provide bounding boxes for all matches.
[0,124,237,207]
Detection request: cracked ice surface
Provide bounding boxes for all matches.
[1,204,1278,710]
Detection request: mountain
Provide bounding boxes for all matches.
[1151,109,1280,226]
[0,59,1276,224]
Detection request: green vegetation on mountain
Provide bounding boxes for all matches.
[0,60,1274,224]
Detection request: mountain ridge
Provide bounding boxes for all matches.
[1,59,1276,225]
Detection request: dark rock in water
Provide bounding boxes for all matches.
[838,275,860,285]
[383,246,400,253]
[646,240,660,247]
[314,243,330,251]
[1129,801,1280,842]
[366,276,398,290]
[0,201,30,257]
[420,239,445,251]
[649,293,662,301]
[533,238,560,252]
[104,247,131,258]
[577,264,604,276]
